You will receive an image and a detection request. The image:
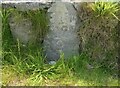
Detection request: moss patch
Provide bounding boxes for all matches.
[9,8,49,44]
[78,2,119,72]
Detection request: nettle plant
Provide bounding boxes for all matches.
[90,1,120,20]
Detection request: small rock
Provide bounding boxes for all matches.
[49,61,56,65]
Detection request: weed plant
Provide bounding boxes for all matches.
[90,1,120,20]
[2,8,14,49]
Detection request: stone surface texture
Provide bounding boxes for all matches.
[3,2,81,61]
[2,2,52,11]
[43,2,80,61]
[5,2,52,44]
[9,14,36,44]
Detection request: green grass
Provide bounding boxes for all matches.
[2,43,118,86]
[2,7,119,86]
[2,55,118,86]
[22,9,49,43]
[90,1,120,21]
[25,9,49,41]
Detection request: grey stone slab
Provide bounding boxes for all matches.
[43,2,80,61]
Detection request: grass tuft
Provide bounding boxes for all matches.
[90,1,120,20]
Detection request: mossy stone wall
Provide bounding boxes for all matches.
[78,3,119,70]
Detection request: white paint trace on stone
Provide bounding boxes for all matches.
[49,61,56,65]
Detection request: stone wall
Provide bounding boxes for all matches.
[2,2,119,64]
[2,2,81,62]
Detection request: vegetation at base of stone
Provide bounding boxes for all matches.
[2,3,119,86]
[78,2,119,75]
[2,49,118,86]
[90,1,120,20]
[2,39,118,86]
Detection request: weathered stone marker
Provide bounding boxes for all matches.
[9,15,36,44]
[43,2,80,61]
[3,2,80,61]
[6,2,52,44]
